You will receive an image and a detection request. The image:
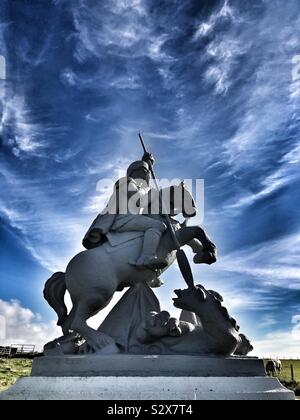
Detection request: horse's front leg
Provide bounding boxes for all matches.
[176,226,217,265]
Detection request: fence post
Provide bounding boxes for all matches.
[291,364,294,382]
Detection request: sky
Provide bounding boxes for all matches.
[0,0,300,357]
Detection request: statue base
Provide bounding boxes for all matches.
[0,355,295,401]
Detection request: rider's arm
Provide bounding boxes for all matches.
[143,152,155,167]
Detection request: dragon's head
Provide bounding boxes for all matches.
[173,286,240,333]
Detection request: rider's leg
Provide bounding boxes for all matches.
[117,216,168,270]
[136,226,168,269]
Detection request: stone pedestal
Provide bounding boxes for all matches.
[0,355,295,401]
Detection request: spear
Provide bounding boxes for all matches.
[139,133,195,289]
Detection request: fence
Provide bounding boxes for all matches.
[0,344,35,357]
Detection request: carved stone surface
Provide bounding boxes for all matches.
[0,376,295,401]
[0,153,294,400]
[30,355,266,378]
[1,354,295,401]
[43,159,218,355]
[44,283,250,357]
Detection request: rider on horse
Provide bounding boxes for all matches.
[44,147,218,355]
[83,153,170,270]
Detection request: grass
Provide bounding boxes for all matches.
[277,360,300,382]
[0,358,33,392]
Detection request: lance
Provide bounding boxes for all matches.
[139,133,195,289]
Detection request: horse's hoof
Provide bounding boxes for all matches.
[193,253,204,264]
[203,241,217,253]
[205,252,217,265]
[194,252,217,265]
[147,277,165,288]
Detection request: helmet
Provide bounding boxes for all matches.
[127,161,149,178]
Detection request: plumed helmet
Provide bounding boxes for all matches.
[127,160,149,178]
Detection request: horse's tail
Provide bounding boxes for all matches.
[44,272,68,327]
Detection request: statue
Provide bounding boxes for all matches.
[4,135,297,402]
[43,134,252,358]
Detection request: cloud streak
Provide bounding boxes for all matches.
[219,232,300,289]
[253,318,300,358]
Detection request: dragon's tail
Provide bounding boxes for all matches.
[43,272,68,327]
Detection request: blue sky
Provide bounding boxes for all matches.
[0,0,300,356]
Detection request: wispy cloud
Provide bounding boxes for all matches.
[0,299,60,350]
[194,0,239,40]
[219,232,300,289]
[253,318,300,358]
[257,314,278,329]
[194,1,246,95]
[224,141,300,210]
[0,161,87,272]
[83,158,130,214]
[71,0,150,60]
[1,93,45,157]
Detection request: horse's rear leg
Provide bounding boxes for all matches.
[71,300,119,354]
[62,306,77,336]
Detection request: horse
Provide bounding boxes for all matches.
[44,185,217,354]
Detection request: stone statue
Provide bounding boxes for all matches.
[43,137,253,359]
[44,282,253,357]
[44,198,216,353]
[4,136,296,402]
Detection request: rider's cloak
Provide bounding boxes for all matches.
[82,177,146,250]
[98,283,161,353]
